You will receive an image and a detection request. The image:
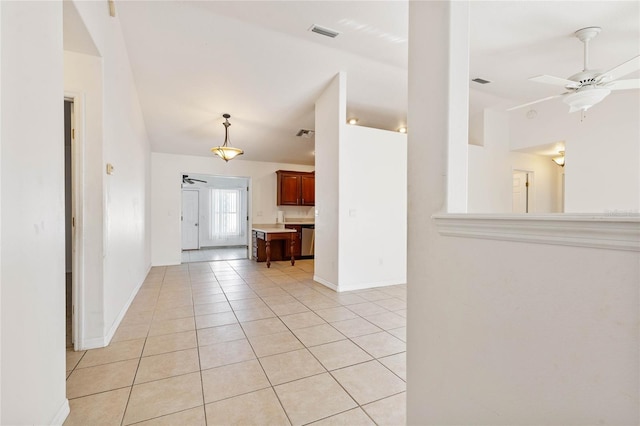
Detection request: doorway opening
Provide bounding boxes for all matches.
[64,94,85,351]
[512,170,534,213]
[64,99,74,349]
[181,173,250,263]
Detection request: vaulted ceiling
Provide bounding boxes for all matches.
[115,1,639,165]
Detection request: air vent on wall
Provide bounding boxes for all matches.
[472,78,491,84]
[309,24,340,38]
[296,129,315,138]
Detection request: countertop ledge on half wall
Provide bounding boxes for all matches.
[432,213,640,252]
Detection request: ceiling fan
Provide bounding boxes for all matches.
[182,175,207,185]
[508,27,640,113]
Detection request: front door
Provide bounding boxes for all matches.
[182,190,199,250]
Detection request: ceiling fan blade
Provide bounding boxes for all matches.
[506,93,567,112]
[598,55,640,82]
[606,78,640,90]
[530,75,579,88]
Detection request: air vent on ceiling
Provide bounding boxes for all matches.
[296,129,315,138]
[309,24,340,39]
[472,78,491,84]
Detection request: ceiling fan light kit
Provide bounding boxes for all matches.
[562,87,611,112]
[211,113,244,162]
[509,26,640,113]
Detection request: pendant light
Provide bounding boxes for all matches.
[211,113,244,162]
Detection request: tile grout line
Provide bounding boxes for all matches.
[74,259,403,425]
[224,265,296,426]
[120,265,166,426]
[244,267,365,424]
[212,260,325,423]
[193,262,210,426]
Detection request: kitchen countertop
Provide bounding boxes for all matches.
[252,226,297,234]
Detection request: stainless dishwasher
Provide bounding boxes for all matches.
[301,225,315,257]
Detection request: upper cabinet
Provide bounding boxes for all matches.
[276,170,315,206]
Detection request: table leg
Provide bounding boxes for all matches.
[290,235,296,266]
[265,240,271,268]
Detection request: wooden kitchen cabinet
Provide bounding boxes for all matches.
[276,170,315,206]
[300,175,315,206]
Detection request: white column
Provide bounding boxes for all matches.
[446,1,470,212]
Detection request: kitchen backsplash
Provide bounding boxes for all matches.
[260,205,314,223]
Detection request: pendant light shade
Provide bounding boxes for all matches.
[211,114,244,162]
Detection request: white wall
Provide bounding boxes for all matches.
[408,2,639,424]
[315,72,407,291]
[1,2,68,424]
[468,109,561,213]
[510,91,640,213]
[65,0,151,348]
[151,153,314,265]
[97,7,151,339]
[339,125,407,290]
[314,74,343,288]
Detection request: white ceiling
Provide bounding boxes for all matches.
[115,1,639,165]
[469,1,640,112]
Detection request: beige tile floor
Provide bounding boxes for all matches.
[182,246,249,263]
[65,259,406,426]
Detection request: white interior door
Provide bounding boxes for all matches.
[512,171,529,213]
[182,190,199,250]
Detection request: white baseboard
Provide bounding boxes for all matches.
[50,399,70,425]
[79,336,109,350]
[313,275,406,293]
[337,279,406,292]
[313,275,338,291]
[103,268,148,346]
[77,264,150,350]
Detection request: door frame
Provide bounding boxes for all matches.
[179,173,252,259]
[65,92,85,351]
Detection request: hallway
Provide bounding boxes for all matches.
[64,259,406,425]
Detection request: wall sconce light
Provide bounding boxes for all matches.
[347,117,359,125]
[211,113,244,162]
[397,126,407,134]
[552,151,565,167]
